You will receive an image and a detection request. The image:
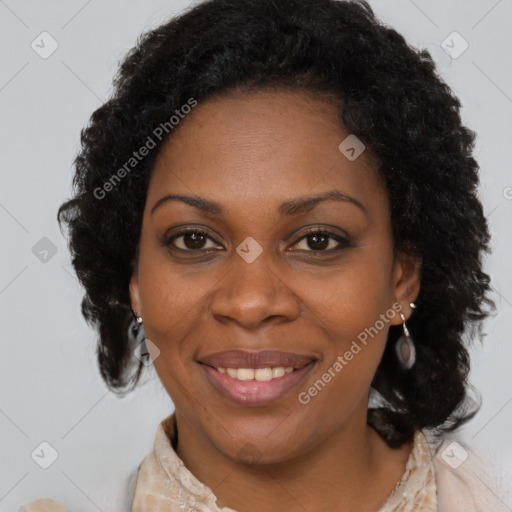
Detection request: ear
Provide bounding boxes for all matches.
[129,260,141,316]
[389,250,421,326]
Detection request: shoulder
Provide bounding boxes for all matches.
[18,498,70,512]
[423,431,511,512]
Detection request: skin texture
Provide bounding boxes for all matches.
[130,89,421,512]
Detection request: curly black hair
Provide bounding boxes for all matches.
[57,0,495,448]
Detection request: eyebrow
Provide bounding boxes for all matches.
[150,190,366,217]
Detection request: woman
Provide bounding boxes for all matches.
[20,0,508,510]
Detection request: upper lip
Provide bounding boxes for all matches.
[198,350,316,369]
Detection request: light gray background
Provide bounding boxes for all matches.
[1,0,511,510]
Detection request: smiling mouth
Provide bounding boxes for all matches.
[199,360,316,406]
[206,364,306,382]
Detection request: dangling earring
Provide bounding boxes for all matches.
[132,308,143,333]
[395,311,416,369]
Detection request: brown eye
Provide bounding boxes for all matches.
[291,230,350,252]
[304,233,330,250]
[165,230,221,251]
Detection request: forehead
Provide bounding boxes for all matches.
[147,89,386,217]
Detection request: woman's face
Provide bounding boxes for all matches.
[130,89,420,463]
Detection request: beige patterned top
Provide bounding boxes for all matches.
[19,413,510,512]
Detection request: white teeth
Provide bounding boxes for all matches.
[217,366,298,381]
[237,368,255,381]
[255,368,273,381]
[226,368,238,378]
[272,367,285,378]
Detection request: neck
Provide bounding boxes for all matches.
[174,404,413,512]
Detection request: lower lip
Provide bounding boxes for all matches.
[199,362,316,406]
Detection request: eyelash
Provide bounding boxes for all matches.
[162,227,352,254]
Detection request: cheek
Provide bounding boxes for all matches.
[294,252,393,394]
[296,249,395,339]
[296,273,392,419]
[137,239,213,337]
[139,267,202,408]
[136,250,223,390]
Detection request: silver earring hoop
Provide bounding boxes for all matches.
[395,312,416,370]
[131,308,143,332]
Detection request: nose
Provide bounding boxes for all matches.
[210,247,300,330]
